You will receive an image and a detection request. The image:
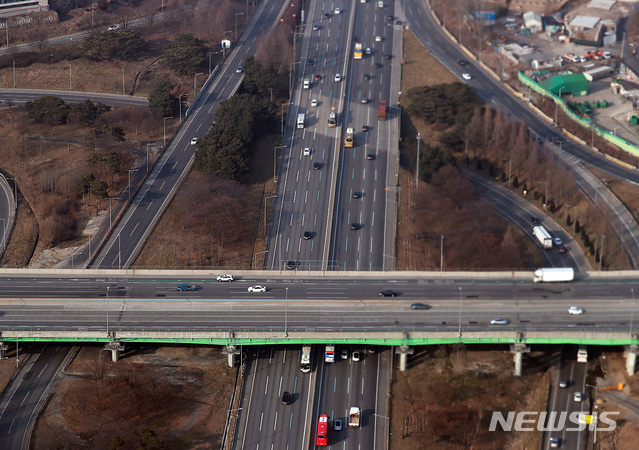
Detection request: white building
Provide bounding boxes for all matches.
[523,11,543,33]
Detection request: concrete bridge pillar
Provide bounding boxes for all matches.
[510,343,530,377]
[0,342,8,360]
[625,345,638,376]
[103,341,125,362]
[395,345,414,372]
[222,345,241,368]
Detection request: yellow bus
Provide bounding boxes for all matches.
[354,43,363,60]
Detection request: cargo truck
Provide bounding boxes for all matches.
[533,267,574,283]
[378,100,387,120]
[533,225,552,249]
[349,407,360,427]
[328,107,337,127]
[324,344,335,363]
[345,127,354,147]
[297,113,305,129]
[300,345,311,373]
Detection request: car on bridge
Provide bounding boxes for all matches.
[281,391,292,405]
[340,349,348,359]
[462,73,472,80]
[379,290,397,297]
[303,231,313,239]
[568,306,584,315]
[411,303,430,310]
[333,419,343,431]
[176,283,197,292]
[286,260,297,270]
[216,274,234,282]
[490,318,509,325]
[248,285,267,293]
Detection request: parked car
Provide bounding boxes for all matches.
[217,274,234,282]
[248,285,267,293]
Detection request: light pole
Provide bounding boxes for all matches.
[178,93,187,124]
[289,61,300,99]
[631,288,635,337]
[458,287,463,338]
[209,51,219,75]
[122,67,125,95]
[128,168,138,202]
[554,87,564,123]
[194,72,204,98]
[235,12,244,40]
[274,145,286,181]
[416,133,421,189]
[285,287,289,337]
[146,142,151,172]
[106,286,110,335]
[69,64,72,90]
[163,116,173,147]
[118,234,122,270]
[253,250,268,269]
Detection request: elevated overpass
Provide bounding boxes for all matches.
[0,268,638,374]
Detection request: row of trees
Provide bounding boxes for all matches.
[25,96,110,126]
[82,29,146,61]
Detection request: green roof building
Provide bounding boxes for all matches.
[540,73,589,97]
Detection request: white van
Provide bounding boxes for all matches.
[377,1,383,8]
[297,113,305,129]
[303,79,310,89]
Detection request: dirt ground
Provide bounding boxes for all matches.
[390,345,549,449]
[31,345,237,449]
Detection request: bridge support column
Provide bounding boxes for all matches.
[510,343,530,377]
[103,341,125,362]
[625,345,638,376]
[222,345,241,368]
[395,345,414,372]
[0,342,8,360]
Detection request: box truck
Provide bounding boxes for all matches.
[533,267,574,283]
[300,345,311,373]
[533,225,552,249]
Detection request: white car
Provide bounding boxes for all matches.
[340,349,348,359]
[333,73,342,82]
[462,73,472,80]
[216,274,234,282]
[303,147,311,156]
[550,437,559,448]
[352,351,361,361]
[553,237,563,246]
[375,36,382,42]
[574,392,583,402]
[334,7,341,14]
[490,318,510,325]
[311,98,318,107]
[236,66,243,73]
[365,47,372,55]
[107,25,122,31]
[248,285,267,293]
[568,306,584,315]
[190,137,199,145]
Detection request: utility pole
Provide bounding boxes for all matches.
[416,133,421,189]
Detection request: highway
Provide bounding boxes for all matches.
[403,0,639,269]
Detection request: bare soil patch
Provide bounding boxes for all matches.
[390,345,549,449]
[31,345,237,449]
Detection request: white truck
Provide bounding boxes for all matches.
[297,113,305,129]
[324,344,335,363]
[533,225,553,250]
[349,407,360,428]
[533,267,574,283]
[300,345,311,373]
[577,346,588,363]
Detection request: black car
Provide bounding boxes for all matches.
[363,74,370,80]
[531,217,541,224]
[387,15,393,20]
[384,54,392,60]
[324,13,330,18]
[366,154,375,160]
[303,231,312,240]
[286,260,297,270]
[379,290,397,297]
[350,222,359,230]
[457,59,468,65]
[281,391,292,405]
[352,191,361,199]
[411,303,430,310]
[313,162,321,170]
[557,245,568,253]
[307,58,315,66]
[362,125,369,132]
[374,62,383,68]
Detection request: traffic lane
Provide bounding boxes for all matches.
[467,173,589,271]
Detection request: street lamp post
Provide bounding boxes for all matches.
[128,168,138,202]
[163,116,173,147]
[178,93,187,124]
[416,133,421,189]
[458,287,463,338]
[194,72,204,98]
[209,51,219,75]
[274,145,286,181]
[106,286,110,335]
[235,12,244,40]
[146,142,151,172]
[289,61,300,99]
[631,288,636,337]
[554,87,564,123]
[285,287,288,337]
